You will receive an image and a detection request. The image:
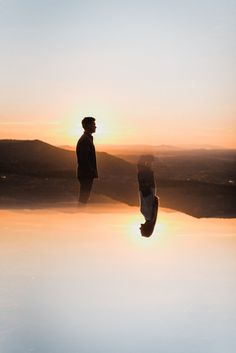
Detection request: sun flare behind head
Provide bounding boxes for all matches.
[63,108,122,146]
[121,209,173,248]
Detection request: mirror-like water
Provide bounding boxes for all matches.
[0,205,236,353]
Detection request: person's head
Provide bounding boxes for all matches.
[140,222,153,237]
[81,117,96,134]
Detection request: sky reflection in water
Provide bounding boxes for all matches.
[0,205,236,353]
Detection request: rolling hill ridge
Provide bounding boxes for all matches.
[0,139,235,218]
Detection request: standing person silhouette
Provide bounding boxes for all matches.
[76,117,98,204]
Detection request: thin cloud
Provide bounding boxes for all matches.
[0,121,60,125]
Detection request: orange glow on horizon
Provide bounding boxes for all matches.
[0,109,235,148]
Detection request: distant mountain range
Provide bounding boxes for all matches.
[59,143,228,154]
[0,139,235,218]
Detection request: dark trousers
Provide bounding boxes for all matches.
[78,178,94,204]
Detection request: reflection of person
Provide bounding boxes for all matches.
[137,155,158,237]
[76,117,98,204]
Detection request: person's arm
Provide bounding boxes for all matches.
[77,141,94,176]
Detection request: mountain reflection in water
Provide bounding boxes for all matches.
[0,205,236,353]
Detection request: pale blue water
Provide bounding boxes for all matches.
[0,205,236,353]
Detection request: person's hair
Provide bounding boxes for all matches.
[81,117,95,129]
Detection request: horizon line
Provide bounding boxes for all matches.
[1,138,236,150]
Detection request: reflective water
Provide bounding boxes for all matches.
[0,205,236,353]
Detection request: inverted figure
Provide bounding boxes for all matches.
[137,155,159,237]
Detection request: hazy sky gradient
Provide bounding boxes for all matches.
[0,0,235,146]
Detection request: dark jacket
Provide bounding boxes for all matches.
[76,133,98,179]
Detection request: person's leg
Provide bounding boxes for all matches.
[79,178,94,204]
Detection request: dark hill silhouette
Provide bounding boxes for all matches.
[0,139,136,178]
[0,139,235,218]
[0,139,138,206]
[0,138,75,164]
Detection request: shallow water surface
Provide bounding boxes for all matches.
[0,205,236,353]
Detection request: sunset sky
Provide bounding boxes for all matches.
[0,0,235,147]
